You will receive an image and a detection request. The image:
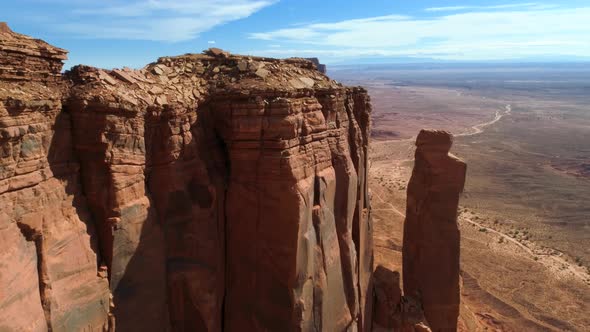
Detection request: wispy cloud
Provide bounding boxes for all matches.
[248,4,590,61]
[250,15,409,41]
[425,3,548,12]
[43,0,276,41]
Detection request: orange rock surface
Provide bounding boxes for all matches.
[0,23,373,331]
[0,23,111,331]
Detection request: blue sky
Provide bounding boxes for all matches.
[2,0,590,69]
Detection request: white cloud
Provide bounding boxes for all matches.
[53,0,276,41]
[248,5,590,61]
[425,3,543,12]
[208,40,216,44]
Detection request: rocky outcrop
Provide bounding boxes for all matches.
[305,58,327,74]
[373,265,402,329]
[0,23,111,331]
[372,265,432,332]
[0,24,373,331]
[402,130,466,332]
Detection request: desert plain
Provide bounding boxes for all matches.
[332,63,590,331]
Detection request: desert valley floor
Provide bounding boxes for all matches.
[331,64,590,331]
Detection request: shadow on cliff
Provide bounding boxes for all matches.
[47,109,102,260]
[48,106,169,331]
[109,203,169,332]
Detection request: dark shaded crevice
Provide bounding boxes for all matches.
[34,235,53,332]
[143,107,174,331]
[311,175,324,332]
[217,130,230,332]
[60,102,112,278]
[16,222,53,332]
[311,214,324,332]
[313,176,321,207]
[202,102,231,330]
[311,175,328,276]
[189,101,232,331]
[216,131,230,332]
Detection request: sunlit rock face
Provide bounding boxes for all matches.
[0,22,111,332]
[0,24,374,331]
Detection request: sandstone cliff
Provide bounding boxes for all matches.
[370,131,464,332]
[0,24,373,331]
[0,22,111,331]
[403,130,466,332]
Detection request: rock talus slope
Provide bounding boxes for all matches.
[0,25,374,331]
[403,130,466,332]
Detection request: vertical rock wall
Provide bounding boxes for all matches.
[215,87,371,330]
[403,130,466,332]
[0,23,111,331]
[0,25,374,331]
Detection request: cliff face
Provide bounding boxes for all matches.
[304,58,327,74]
[0,25,373,331]
[0,23,111,331]
[403,130,466,331]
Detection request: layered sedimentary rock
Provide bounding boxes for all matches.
[0,25,373,331]
[0,23,111,331]
[402,130,466,332]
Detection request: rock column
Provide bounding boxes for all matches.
[402,130,466,332]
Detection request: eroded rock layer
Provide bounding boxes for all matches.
[0,23,111,331]
[403,130,466,332]
[0,25,373,331]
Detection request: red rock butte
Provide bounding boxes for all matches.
[0,23,462,331]
[404,130,466,332]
